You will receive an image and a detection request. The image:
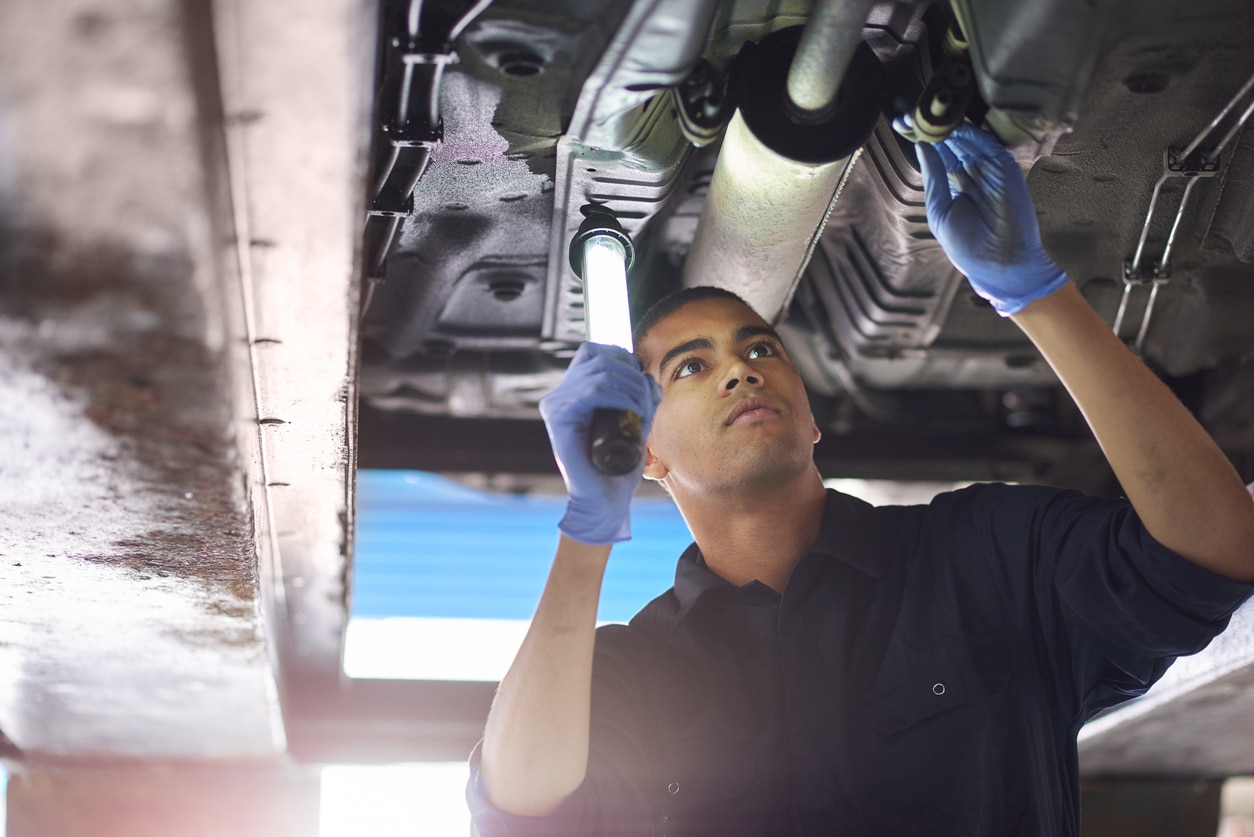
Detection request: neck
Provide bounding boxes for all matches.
[672,466,828,593]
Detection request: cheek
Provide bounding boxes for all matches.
[649,393,698,450]
[645,397,670,448]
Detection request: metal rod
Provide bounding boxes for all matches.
[397,62,415,126]
[407,0,424,38]
[786,0,876,115]
[1158,175,1201,273]
[426,63,446,130]
[1130,172,1168,274]
[1113,283,1133,338]
[1179,71,1254,161]
[1205,94,1254,163]
[372,145,401,197]
[1134,282,1161,354]
[448,0,495,44]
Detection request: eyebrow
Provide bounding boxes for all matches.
[656,325,783,376]
[658,338,713,377]
[734,325,781,344]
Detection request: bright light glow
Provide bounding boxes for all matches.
[823,479,969,507]
[320,763,469,837]
[344,616,530,681]
[345,615,633,681]
[1219,776,1254,837]
[347,471,688,682]
[582,234,634,351]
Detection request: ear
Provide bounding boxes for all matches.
[643,443,668,481]
[812,421,821,445]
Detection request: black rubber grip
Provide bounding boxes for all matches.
[589,408,643,475]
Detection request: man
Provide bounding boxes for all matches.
[466,123,1254,834]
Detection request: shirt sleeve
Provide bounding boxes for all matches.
[466,625,660,836]
[938,483,1254,721]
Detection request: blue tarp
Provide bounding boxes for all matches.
[353,471,692,624]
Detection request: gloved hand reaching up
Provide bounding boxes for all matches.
[911,121,1069,316]
[539,342,662,545]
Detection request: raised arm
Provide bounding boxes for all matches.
[1011,284,1254,580]
[915,122,1254,582]
[479,343,661,816]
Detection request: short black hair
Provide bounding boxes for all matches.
[632,286,758,362]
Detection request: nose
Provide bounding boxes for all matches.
[722,360,762,393]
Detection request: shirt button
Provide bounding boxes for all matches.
[933,682,946,695]
[668,782,681,795]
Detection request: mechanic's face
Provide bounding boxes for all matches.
[640,297,820,497]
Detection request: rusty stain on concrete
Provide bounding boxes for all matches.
[0,0,285,758]
[0,232,259,602]
[0,233,283,756]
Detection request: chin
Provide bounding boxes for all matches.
[719,439,814,490]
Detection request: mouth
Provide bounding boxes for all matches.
[724,397,780,426]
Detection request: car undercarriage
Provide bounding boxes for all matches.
[356,0,1254,496]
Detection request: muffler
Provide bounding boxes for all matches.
[682,19,883,323]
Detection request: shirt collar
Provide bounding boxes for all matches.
[671,489,889,623]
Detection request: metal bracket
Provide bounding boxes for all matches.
[1114,144,1209,354]
[368,192,414,219]
[1116,70,1254,351]
[394,38,460,66]
[379,117,442,150]
[671,60,731,148]
[1126,146,1219,279]
[899,17,974,145]
[360,0,493,316]
[1113,272,1168,356]
[1165,146,1222,176]
[911,55,976,144]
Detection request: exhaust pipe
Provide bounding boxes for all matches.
[682,14,883,323]
[788,0,880,119]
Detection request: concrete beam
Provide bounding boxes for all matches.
[210,0,372,688]
[1080,602,1254,776]
[0,0,285,757]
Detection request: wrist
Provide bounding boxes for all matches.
[984,264,1070,316]
[1008,279,1087,327]
[1002,273,1073,318]
[559,499,631,545]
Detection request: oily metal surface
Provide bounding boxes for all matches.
[0,0,282,756]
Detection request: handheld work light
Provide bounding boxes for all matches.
[568,209,642,476]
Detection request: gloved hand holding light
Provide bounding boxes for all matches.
[568,209,643,476]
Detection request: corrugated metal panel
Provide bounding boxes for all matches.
[353,471,690,623]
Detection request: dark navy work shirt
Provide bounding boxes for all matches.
[468,484,1253,835]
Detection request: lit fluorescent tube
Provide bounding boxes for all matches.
[582,233,634,352]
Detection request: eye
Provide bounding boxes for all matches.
[674,357,705,379]
[747,342,777,360]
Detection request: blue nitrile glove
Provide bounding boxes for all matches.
[538,342,663,545]
[911,121,1069,316]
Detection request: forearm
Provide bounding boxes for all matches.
[480,534,611,816]
[1012,283,1254,581]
